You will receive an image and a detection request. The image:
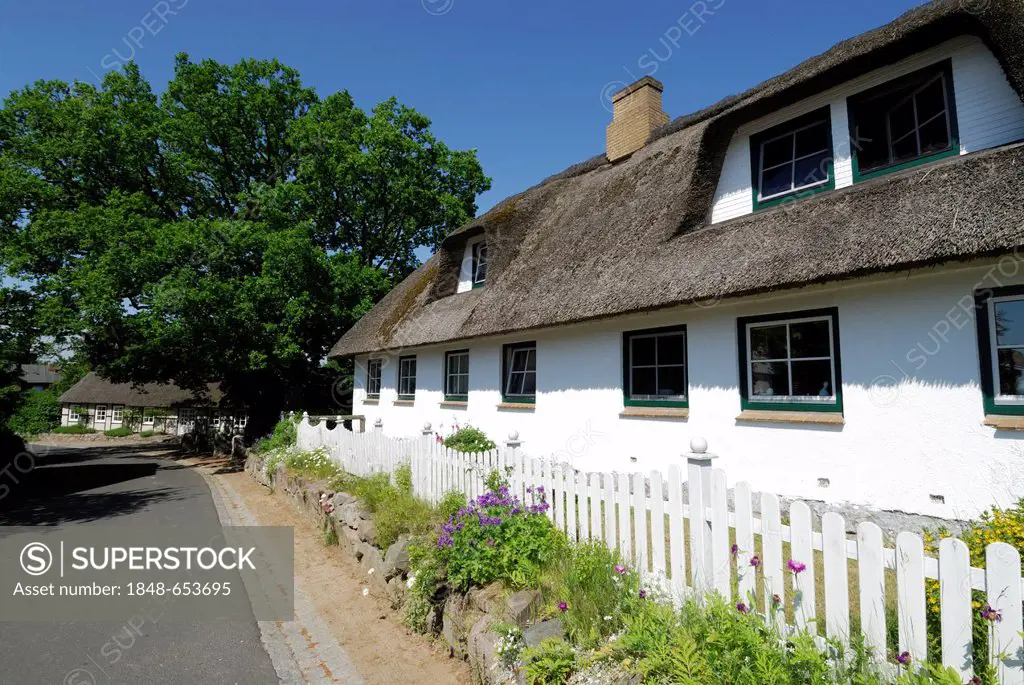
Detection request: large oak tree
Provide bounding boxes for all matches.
[0,55,490,434]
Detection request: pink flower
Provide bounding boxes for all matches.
[749,555,761,568]
[614,564,627,575]
[730,543,739,557]
[787,559,806,575]
[557,601,568,612]
[638,589,647,599]
[981,604,1002,622]
[771,594,782,608]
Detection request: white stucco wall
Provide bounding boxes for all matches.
[352,258,1024,520]
[711,36,1024,224]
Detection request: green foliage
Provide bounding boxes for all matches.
[351,465,437,549]
[521,639,576,685]
[282,447,341,481]
[430,486,564,591]
[138,430,156,438]
[0,57,490,431]
[255,415,299,453]
[7,389,61,437]
[435,490,467,522]
[322,522,339,547]
[0,289,38,431]
[52,425,97,434]
[492,622,525,667]
[542,540,639,649]
[103,426,134,438]
[443,426,496,453]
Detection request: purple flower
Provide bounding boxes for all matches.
[749,555,761,568]
[638,589,647,599]
[526,486,534,493]
[771,594,782,608]
[981,604,1002,622]
[614,564,627,575]
[736,602,750,614]
[730,543,739,557]
[787,559,806,575]
[557,601,568,612]
[536,486,544,494]
[895,651,911,666]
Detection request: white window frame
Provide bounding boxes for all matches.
[179,407,195,424]
[366,358,382,397]
[988,295,1024,406]
[95,404,107,423]
[111,405,124,423]
[445,350,470,399]
[503,343,537,400]
[627,329,688,403]
[472,241,487,286]
[745,314,837,405]
[69,407,80,422]
[142,408,155,426]
[398,356,417,399]
[756,118,832,202]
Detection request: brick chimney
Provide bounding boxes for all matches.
[606,76,669,162]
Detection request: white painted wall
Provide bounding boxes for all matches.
[711,36,1024,224]
[353,258,1024,520]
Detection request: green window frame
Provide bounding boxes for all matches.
[749,106,835,211]
[444,349,470,401]
[398,355,417,400]
[848,59,959,183]
[365,358,382,399]
[622,325,688,408]
[472,241,487,289]
[974,285,1024,416]
[502,341,536,403]
[737,307,844,413]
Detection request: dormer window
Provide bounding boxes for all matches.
[472,241,487,288]
[750,107,834,210]
[848,60,959,181]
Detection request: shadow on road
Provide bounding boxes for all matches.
[0,442,188,526]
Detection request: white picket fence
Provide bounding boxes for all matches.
[297,415,1024,682]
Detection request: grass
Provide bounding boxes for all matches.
[52,425,97,434]
[139,429,156,438]
[103,426,134,438]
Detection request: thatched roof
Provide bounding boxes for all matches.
[59,373,224,407]
[331,0,1024,358]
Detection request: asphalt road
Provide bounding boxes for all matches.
[0,442,283,685]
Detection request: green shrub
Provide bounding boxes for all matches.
[543,540,639,649]
[139,430,156,438]
[521,639,576,685]
[442,425,496,453]
[430,485,563,591]
[282,447,340,481]
[7,389,61,437]
[255,415,299,453]
[435,490,467,522]
[103,426,133,438]
[353,465,438,548]
[52,425,96,434]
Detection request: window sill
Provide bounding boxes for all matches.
[497,402,535,411]
[393,399,414,407]
[363,398,380,405]
[440,400,468,409]
[735,410,844,425]
[620,406,689,419]
[983,415,1024,431]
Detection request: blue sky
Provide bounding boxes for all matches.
[1,0,924,214]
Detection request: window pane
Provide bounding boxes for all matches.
[888,99,916,144]
[632,367,657,396]
[915,78,946,121]
[795,122,829,157]
[892,134,919,164]
[761,135,793,169]
[750,361,789,396]
[791,359,833,397]
[750,324,787,360]
[506,371,524,396]
[511,349,528,372]
[521,371,536,396]
[632,337,655,367]
[657,365,686,397]
[996,300,1024,346]
[761,162,794,197]
[456,375,469,396]
[525,349,536,372]
[789,320,831,358]
[656,333,685,366]
[918,114,950,155]
[855,115,889,170]
[793,152,829,187]
[998,349,1024,395]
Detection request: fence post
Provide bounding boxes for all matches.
[374,417,383,432]
[506,430,521,501]
[421,423,434,503]
[686,436,716,597]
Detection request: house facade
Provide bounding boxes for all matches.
[59,373,247,435]
[329,1,1024,520]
